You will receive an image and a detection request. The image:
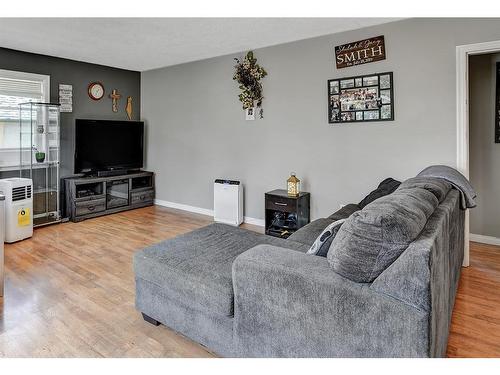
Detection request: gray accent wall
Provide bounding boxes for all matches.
[0,47,141,177]
[469,53,500,238]
[141,18,500,221]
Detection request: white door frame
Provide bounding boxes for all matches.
[456,39,500,267]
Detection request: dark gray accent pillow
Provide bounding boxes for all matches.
[327,187,439,283]
[397,177,452,203]
[358,178,401,209]
[306,219,346,257]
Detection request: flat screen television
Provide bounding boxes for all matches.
[74,119,144,174]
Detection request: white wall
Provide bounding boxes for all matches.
[141,18,500,220]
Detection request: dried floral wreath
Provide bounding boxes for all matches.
[233,51,267,118]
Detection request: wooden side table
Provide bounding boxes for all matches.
[265,189,310,239]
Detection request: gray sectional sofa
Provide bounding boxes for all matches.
[134,175,466,357]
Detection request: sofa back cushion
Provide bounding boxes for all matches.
[327,203,361,221]
[327,187,439,283]
[397,176,452,203]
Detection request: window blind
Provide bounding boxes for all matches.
[0,72,47,150]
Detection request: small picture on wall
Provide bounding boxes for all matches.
[329,81,339,94]
[246,107,256,121]
[330,108,340,122]
[327,71,394,124]
[341,112,355,122]
[340,79,355,89]
[380,74,391,89]
[330,95,340,109]
[380,89,391,104]
[381,105,392,119]
[363,76,379,86]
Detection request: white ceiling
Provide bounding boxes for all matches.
[0,18,398,71]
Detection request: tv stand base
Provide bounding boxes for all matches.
[64,171,155,222]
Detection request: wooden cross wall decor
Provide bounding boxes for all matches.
[109,89,122,113]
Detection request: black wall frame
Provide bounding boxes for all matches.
[328,71,394,124]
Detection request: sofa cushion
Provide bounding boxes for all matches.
[306,219,346,257]
[134,223,309,317]
[358,178,401,208]
[327,203,361,221]
[398,177,452,203]
[328,187,439,283]
[287,218,334,247]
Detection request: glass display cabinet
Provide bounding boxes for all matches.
[19,102,61,227]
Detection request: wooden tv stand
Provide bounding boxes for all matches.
[65,171,155,222]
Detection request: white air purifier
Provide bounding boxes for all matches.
[214,179,243,226]
[0,178,33,243]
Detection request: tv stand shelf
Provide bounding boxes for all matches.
[65,171,155,222]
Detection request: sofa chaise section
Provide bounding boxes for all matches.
[134,223,308,356]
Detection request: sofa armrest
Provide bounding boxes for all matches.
[232,244,429,357]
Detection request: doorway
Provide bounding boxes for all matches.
[456,40,500,267]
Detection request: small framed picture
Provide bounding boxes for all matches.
[330,108,340,122]
[245,107,255,121]
[381,105,392,119]
[364,110,380,120]
[380,89,391,104]
[380,74,391,89]
[341,112,355,122]
[330,95,340,109]
[329,80,339,94]
[340,79,355,89]
[363,76,378,86]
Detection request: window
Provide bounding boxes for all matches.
[0,69,49,169]
[0,69,49,148]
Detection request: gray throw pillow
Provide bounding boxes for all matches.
[327,187,439,283]
[307,219,346,257]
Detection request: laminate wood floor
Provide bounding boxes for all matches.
[0,206,498,357]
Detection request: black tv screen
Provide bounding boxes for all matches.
[74,119,144,173]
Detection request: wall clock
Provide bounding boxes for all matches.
[88,82,105,100]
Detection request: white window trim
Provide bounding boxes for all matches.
[0,69,50,166]
[0,68,50,102]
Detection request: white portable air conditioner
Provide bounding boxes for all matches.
[0,178,33,243]
[214,179,243,226]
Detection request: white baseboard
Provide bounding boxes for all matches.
[155,199,213,216]
[154,199,265,227]
[470,233,500,246]
[242,216,265,227]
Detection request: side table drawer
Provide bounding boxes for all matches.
[265,196,295,213]
[131,189,155,205]
[75,198,106,216]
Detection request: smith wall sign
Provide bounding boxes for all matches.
[335,35,386,69]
